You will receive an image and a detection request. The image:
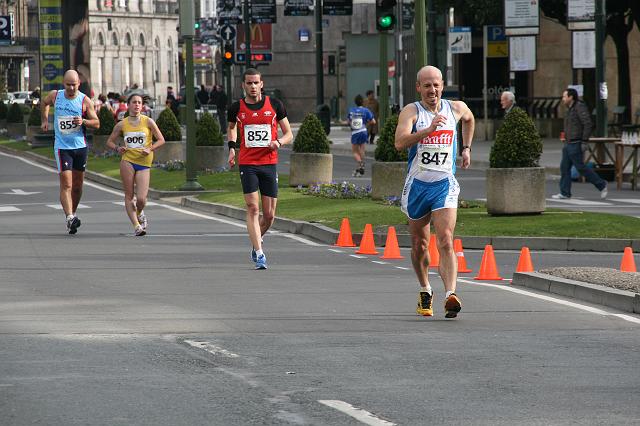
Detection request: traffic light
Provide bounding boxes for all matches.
[328,55,336,75]
[376,0,396,32]
[223,43,234,66]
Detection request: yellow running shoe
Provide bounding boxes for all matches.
[444,293,462,318]
[416,291,434,316]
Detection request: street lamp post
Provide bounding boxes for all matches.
[595,0,607,137]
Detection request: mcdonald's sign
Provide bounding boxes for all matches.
[235,24,272,51]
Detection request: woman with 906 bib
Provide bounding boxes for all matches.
[106,93,165,236]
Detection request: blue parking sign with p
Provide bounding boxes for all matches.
[488,25,505,42]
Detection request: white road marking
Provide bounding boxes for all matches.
[280,233,324,246]
[610,198,640,204]
[318,400,396,426]
[0,206,20,212]
[395,266,411,270]
[458,278,640,325]
[547,198,611,206]
[2,189,41,195]
[328,248,345,253]
[371,261,388,265]
[143,233,249,237]
[112,201,159,207]
[46,203,92,210]
[159,204,246,228]
[350,254,367,259]
[184,339,239,358]
[0,151,57,173]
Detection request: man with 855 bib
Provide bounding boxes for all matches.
[394,66,475,319]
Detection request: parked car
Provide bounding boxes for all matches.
[10,91,31,105]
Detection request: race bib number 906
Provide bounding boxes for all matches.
[244,124,272,148]
[124,131,147,149]
[57,116,81,134]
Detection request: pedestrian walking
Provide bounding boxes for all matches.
[362,89,379,144]
[552,88,607,200]
[226,68,293,269]
[394,65,475,318]
[40,69,100,234]
[106,93,165,236]
[347,94,375,176]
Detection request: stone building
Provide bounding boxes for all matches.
[88,0,180,104]
[0,0,37,93]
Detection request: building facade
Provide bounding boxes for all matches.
[88,0,179,104]
[0,0,38,93]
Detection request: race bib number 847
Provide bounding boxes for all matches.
[244,124,272,148]
[418,129,455,172]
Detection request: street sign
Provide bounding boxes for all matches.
[504,0,540,36]
[486,25,507,58]
[567,0,595,30]
[509,36,536,71]
[218,0,242,25]
[0,16,11,45]
[220,24,236,41]
[402,2,414,30]
[251,0,277,24]
[284,0,313,16]
[323,0,353,16]
[449,27,472,54]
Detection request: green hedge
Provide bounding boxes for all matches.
[7,102,23,123]
[27,106,41,126]
[374,114,407,162]
[489,107,542,168]
[0,101,7,120]
[156,107,182,141]
[196,111,223,146]
[95,106,116,135]
[292,113,330,153]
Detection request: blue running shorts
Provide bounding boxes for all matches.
[401,175,460,220]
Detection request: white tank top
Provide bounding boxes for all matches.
[406,100,458,183]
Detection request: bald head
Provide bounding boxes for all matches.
[416,66,443,84]
[63,69,80,97]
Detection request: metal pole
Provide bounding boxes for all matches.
[394,0,403,108]
[181,34,204,190]
[379,33,388,130]
[336,47,340,120]
[315,0,324,105]
[414,0,427,80]
[483,25,488,141]
[595,0,607,137]
[244,0,251,69]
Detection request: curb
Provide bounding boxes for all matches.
[512,272,640,314]
[2,143,638,252]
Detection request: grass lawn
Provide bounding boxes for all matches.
[2,138,639,239]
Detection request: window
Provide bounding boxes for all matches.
[112,32,118,46]
[97,32,104,46]
[154,38,160,82]
[139,58,145,87]
[139,33,145,46]
[125,33,132,46]
[167,38,173,82]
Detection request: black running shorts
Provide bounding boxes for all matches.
[239,164,278,198]
[55,147,88,173]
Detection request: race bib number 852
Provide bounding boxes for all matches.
[57,116,81,134]
[244,124,272,148]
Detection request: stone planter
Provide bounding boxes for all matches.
[6,122,26,139]
[90,134,111,155]
[152,140,185,164]
[196,145,226,171]
[486,167,546,215]
[26,125,41,143]
[289,152,333,187]
[30,131,54,148]
[371,161,407,200]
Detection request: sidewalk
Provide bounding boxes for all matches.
[292,123,564,174]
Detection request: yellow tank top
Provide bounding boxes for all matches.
[121,115,153,167]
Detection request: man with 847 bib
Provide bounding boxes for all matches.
[394,66,475,319]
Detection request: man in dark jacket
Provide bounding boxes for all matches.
[552,88,607,199]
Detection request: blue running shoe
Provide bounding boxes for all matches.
[255,254,267,270]
[251,248,257,262]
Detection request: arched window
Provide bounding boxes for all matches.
[139,33,145,46]
[167,38,173,82]
[97,32,105,46]
[112,32,118,46]
[125,33,132,46]
[154,37,161,82]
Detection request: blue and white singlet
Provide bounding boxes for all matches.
[53,90,87,149]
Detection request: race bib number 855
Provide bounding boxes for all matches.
[244,124,272,148]
[57,116,81,134]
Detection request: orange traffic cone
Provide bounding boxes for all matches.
[454,239,472,273]
[474,245,503,280]
[381,226,404,259]
[516,246,535,272]
[620,247,637,272]
[335,217,356,247]
[356,223,379,255]
[428,234,440,268]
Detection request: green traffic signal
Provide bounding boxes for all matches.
[378,15,393,29]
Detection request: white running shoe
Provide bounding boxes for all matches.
[134,225,146,236]
[600,185,608,199]
[551,193,570,199]
[137,212,148,230]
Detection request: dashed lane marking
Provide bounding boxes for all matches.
[0,206,20,212]
[183,339,240,358]
[46,203,91,210]
[318,400,396,426]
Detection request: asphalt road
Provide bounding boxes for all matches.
[1,151,639,425]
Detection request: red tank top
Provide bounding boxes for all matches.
[237,96,278,165]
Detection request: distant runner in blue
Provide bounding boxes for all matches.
[41,70,100,234]
[347,94,375,177]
